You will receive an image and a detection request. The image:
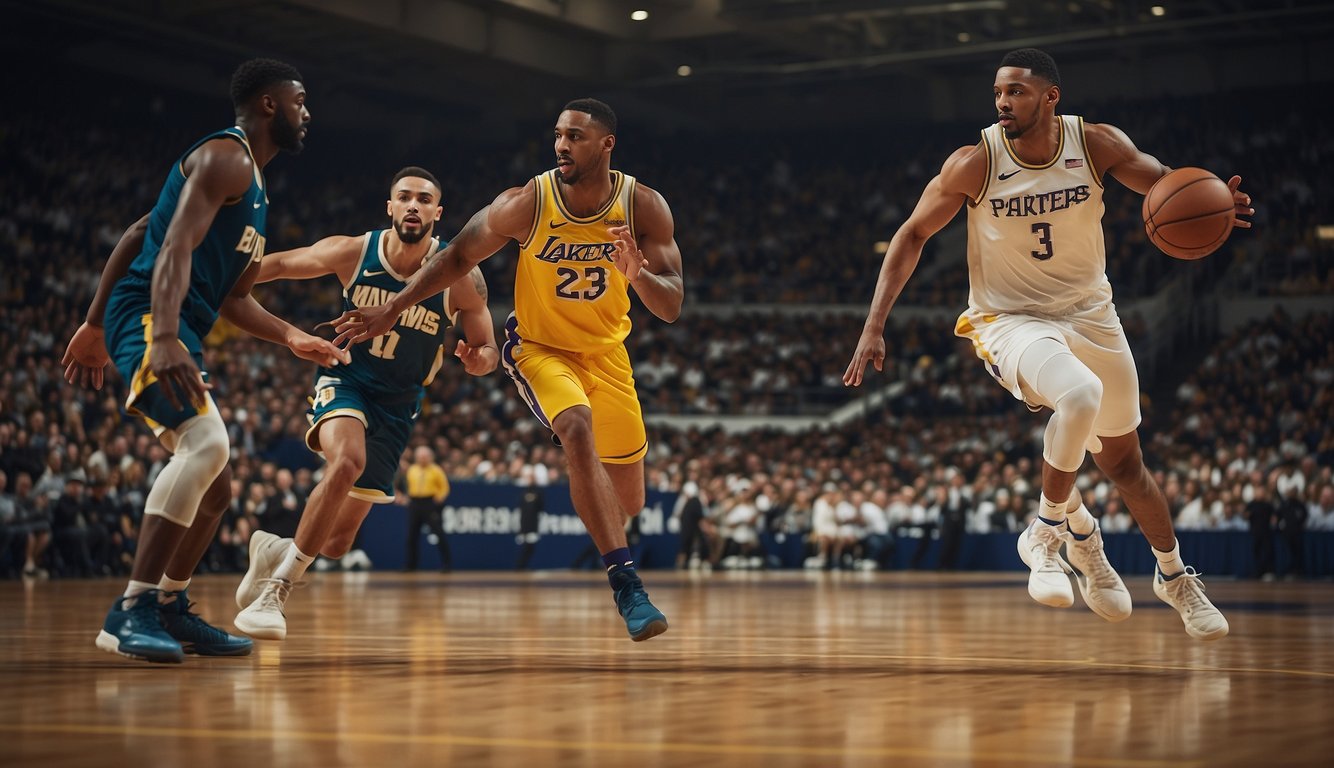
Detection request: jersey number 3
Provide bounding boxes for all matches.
[555,266,607,300]
[1030,222,1054,261]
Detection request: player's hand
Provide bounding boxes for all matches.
[324,303,400,348]
[608,225,648,282]
[149,338,210,410]
[843,329,887,387]
[454,340,498,376]
[62,322,110,390]
[1227,175,1254,229]
[289,332,351,367]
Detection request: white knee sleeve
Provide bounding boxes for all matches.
[143,405,231,526]
[1020,340,1103,473]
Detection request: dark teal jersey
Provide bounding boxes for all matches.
[116,127,268,339]
[314,230,452,404]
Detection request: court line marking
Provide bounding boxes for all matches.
[0,723,1198,767]
[285,639,1334,681]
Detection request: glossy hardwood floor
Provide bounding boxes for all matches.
[3,570,1333,767]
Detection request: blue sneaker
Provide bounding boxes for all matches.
[159,589,254,656]
[95,591,184,663]
[610,569,669,642]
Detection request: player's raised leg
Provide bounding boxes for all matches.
[236,414,366,640]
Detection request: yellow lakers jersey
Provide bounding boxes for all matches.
[515,169,636,351]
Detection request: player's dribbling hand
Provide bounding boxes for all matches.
[454,340,498,376]
[608,225,648,282]
[843,330,887,388]
[1227,175,1254,229]
[290,332,351,367]
[324,303,399,348]
[62,322,110,390]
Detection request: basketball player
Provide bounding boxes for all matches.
[844,49,1253,640]
[231,167,498,640]
[60,59,348,662]
[329,99,681,642]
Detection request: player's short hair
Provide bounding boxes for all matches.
[999,48,1060,88]
[230,58,304,110]
[391,166,442,197]
[562,98,617,135]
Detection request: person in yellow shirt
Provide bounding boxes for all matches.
[404,446,451,572]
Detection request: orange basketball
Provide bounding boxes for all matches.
[1142,167,1235,260]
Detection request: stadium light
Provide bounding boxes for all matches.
[677,65,693,77]
[1150,5,1165,16]
[957,32,971,42]
[631,10,649,21]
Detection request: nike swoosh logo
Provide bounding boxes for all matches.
[998,170,1022,181]
[362,269,387,278]
[549,221,568,229]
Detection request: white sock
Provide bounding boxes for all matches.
[273,543,315,583]
[1038,492,1067,524]
[159,575,191,593]
[123,580,157,599]
[1153,540,1186,577]
[1065,503,1096,537]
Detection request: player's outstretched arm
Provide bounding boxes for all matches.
[1086,122,1253,228]
[609,183,683,323]
[449,267,499,376]
[258,235,363,285]
[331,181,535,346]
[844,144,981,387]
[221,256,350,369]
[62,213,149,389]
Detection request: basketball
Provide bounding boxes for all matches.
[1142,167,1235,260]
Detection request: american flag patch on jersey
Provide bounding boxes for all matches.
[1066,158,1084,168]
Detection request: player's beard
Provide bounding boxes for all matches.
[395,218,431,244]
[272,110,305,154]
[1003,104,1041,140]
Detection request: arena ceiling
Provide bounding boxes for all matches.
[8,0,1334,134]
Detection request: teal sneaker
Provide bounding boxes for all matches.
[159,589,254,656]
[95,591,184,663]
[610,569,668,642]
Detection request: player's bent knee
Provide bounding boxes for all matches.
[175,411,231,478]
[1054,377,1102,422]
[325,453,366,488]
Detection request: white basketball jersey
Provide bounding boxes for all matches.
[965,115,1110,314]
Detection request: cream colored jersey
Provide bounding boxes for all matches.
[966,115,1110,315]
[515,169,637,352]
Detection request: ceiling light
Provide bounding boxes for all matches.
[677,65,693,77]
[631,10,649,21]
[1150,5,1165,16]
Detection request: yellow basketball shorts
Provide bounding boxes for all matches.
[501,314,647,464]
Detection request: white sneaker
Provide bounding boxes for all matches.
[1153,566,1229,641]
[1017,521,1074,608]
[342,549,373,571]
[234,578,293,640]
[1060,522,1132,622]
[236,531,288,609]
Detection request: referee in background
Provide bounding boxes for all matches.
[403,446,452,572]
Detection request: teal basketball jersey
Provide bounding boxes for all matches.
[117,127,268,338]
[317,230,452,404]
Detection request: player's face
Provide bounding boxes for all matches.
[553,110,614,185]
[993,67,1055,140]
[270,81,310,153]
[387,178,443,245]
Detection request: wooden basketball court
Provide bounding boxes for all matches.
[3,571,1332,767]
